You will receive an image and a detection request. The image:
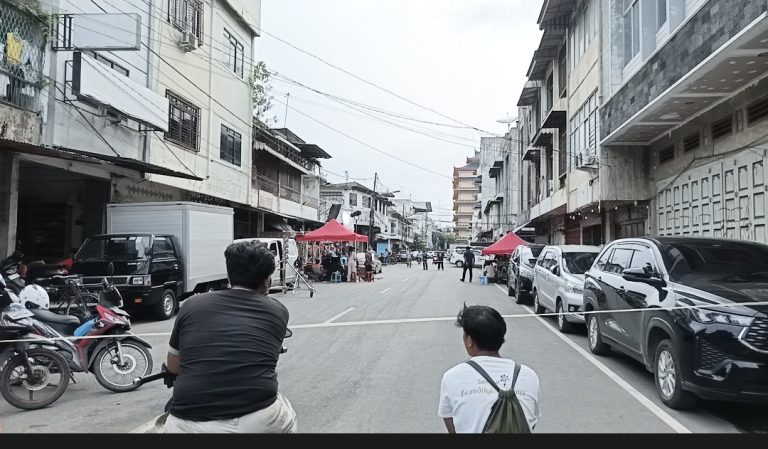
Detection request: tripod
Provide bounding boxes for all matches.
[279,233,316,298]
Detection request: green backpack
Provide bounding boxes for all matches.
[466,360,532,434]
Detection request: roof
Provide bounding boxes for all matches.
[623,236,768,247]
[543,245,602,252]
[321,182,375,195]
[296,143,332,159]
[271,128,306,145]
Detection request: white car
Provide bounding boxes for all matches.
[450,247,485,268]
[356,251,382,274]
[531,245,600,333]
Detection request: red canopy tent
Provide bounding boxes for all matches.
[295,219,369,243]
[481,232,528,256]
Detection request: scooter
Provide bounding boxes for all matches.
[0,278,71,410]
[21,264,154,392]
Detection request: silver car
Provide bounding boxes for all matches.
[531,245,601,333]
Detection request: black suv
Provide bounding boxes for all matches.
[583,237,768,409]
[507,244,545,304]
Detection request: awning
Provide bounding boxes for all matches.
[297,143,332,160]
[602,13,768,145]
[522,145,541,162]
[481,232,528,256]
[531,129,553,148]
[267,216,294,234]
[542,109,566,129]
[517,80,541,107]
[295,219,368,242]
[1,137,202,180]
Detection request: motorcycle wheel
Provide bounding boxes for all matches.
[63,293,99,323]
[93,341,154,393]
[0,348,70,410]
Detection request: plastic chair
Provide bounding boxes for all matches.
[331,271,342,283]
[479,276,489,285]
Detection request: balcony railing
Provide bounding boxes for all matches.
[0,69,40,112]
[255,174,279,196]
[280,184,301,203]
[0,2,45,113]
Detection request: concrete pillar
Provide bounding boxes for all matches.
[0,153,19,259]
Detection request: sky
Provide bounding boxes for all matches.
[257,0,543,228]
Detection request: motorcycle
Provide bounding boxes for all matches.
[0,277,71,410]
[0,251,85,312]
[16,263,154,393]
[132,328,293,433]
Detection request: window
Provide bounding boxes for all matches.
[747,96,768,125]
[563,252,598,275]
[623,0,640,66]
[657,0,668,29]
[539,250,554,268]
[545,73,553,113]
[220,125,242,166]
[363,196,371,208]
[659,146,675,164]
[83,51,129,76]
[224,30,244,77]
[569,91,598,168]
[349,193,358,207]
[152,237,176,259]
[169,0,204,43]
[629,245,656,274]
[606,247,634,274]
[558,44,567,98]
[166,92,200,151]
[683,132,700,152]
[595,248,614,271]
[712,116,733,140]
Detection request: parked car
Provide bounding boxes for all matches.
[234,238,299,290]
[507,244,546,304]
[356,251,383,274]
[450,248,485,268]
[396,251,409,262]
[531,245,600,333]
[583,237,768,409]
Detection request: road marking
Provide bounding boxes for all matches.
[379,287,392,294]
[323,307,355,324]
[493,284,691,434]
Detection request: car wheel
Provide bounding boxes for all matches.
[455,261,463,268]
[586,312,610,355]
[533,290,545,315]
[556,300,575,334]
[654,339,697,409]
[153,289,177,321]
[507,284,514,297]
[514,280,526,305]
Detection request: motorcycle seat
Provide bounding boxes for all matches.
[30,308,80,326]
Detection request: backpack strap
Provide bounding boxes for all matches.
[465,360,500,393]
[511,363,523,389]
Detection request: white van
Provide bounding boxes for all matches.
[233,238,299,289]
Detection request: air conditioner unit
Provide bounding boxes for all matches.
[178,30,197,52]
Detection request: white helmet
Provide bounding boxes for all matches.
[20,285,49,310]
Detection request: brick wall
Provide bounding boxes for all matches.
[601,0,768,139]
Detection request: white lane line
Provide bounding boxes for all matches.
[493,284,691,434]
[379,287,392,294]
[323,307,356,324]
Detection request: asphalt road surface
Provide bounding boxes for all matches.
[2,263,766,433]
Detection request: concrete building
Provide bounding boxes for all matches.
[318,181,393,251]
[601,0,768,243]
[475,128,521,242]
[452,152,480,241]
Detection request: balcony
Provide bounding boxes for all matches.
[1,2,45,115]
[602,6,768,145]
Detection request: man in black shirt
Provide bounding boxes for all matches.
[460,249,475,283]
[164,240,296,433]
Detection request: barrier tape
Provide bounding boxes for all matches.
[1,300,767,345]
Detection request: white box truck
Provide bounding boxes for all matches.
[71,202,233,320]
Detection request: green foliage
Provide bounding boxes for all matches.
[251,61,277,127]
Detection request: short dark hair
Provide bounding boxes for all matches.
[225,241,275,289]
[455,304,506,351]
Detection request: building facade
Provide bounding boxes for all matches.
[452,152,480,241]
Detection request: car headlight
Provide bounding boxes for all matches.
[565,282,583,294]
[677,298,754,326]
[131,276,151,286]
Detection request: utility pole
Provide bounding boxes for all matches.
[284,93,290,127]
[368,172,378,250]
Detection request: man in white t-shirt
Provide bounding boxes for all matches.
[438,305,541,433]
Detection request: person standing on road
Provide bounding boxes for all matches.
[438,304,541,433]
[437,251,445,270]
[460,249,475,282]
[163,241,297,433]
[347,247,358,282]
[422,251,429,270]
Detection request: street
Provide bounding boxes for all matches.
[1,263,766,433]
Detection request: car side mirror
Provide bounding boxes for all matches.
[529,259,538,266]
[550,265,560,276]
[622,267,664,286]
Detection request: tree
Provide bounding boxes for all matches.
[411,234,426,251]
[433,231,456,250]
[251,61,277,127]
